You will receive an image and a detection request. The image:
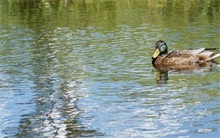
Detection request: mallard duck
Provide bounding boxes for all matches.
[152,40,220,70]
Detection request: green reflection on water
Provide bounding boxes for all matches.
[0,0,220,137]
[1,0,219,28]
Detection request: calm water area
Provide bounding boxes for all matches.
[0,0,220,137]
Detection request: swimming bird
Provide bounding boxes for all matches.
[152,40,220,70]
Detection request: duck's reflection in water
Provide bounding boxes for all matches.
[154,69,169,84]
[153,62,219,85]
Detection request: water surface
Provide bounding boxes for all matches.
[0,0,220,137]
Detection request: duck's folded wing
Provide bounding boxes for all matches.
[195,48,220,61]
[197,50,213,60]
[167,48,219,61]
[191,48,205,55]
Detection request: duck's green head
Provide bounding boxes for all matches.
[152,40,168,58]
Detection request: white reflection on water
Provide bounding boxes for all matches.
[0,75,12,138]
[77,78,219,137]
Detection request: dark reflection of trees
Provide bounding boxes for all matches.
[2,0,117,29]
[72,0,117,28]
[1,0,219,28]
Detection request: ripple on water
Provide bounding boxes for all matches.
[0,14,220,137]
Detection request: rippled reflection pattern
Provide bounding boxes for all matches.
[0,0,220,137]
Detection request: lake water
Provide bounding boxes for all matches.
[0,0,220,137]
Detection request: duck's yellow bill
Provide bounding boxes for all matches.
[152,49,160,58]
